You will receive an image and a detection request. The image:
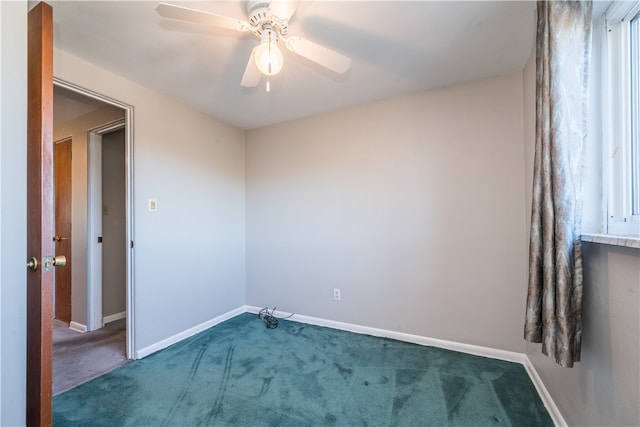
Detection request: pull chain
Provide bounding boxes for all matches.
[267,31,272,92]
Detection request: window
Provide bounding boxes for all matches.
[631,13,639,216]
[604,2,640,236]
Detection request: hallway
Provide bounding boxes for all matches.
[53,319,128,395]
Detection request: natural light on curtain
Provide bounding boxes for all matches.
[524,0,593,368]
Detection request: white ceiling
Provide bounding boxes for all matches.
[51,1,537,130]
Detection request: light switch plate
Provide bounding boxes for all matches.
[148,199,157,212]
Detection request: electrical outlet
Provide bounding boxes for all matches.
[333,288,341,301]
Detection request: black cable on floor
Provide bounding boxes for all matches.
[258,307,293,329]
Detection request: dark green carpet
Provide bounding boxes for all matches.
[53,313,553,426]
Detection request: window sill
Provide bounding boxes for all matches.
[581,233,640,249]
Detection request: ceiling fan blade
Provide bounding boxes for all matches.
[156,3,251,32]
[269,0,299,21]
[284,36,351,74]
[241,48,262,87]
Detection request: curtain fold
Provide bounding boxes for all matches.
[524,0,592,368]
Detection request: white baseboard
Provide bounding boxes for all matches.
[135,306,246,359]
[245,306,525,363]
[69,321,87,333]
[245,305,563,427]
[103,311,126,325]
[523,357,567,427]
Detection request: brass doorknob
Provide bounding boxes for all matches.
[53,235,68,242]
[28,256,66,272]
[42,256,66,271]
[27,257,39,272]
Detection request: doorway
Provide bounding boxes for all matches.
[52,78,135,362]
[101,128,127,325]
[87,121,128,334]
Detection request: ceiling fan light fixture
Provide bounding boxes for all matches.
[157,2,353,89]
[254,27,283,76]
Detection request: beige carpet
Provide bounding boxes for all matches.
[53,318,128,396]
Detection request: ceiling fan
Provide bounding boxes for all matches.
[155,1,352,89]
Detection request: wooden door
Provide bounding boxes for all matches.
[27,2,54,426]
[54,139,72,323]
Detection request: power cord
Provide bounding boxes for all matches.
[258,307,294,329]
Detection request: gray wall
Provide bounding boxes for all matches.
[54,49,247,351]
[246,72,529,353]
[0,1,27,424]
[527,244,639,426]
[102,128,127,319]
[523,43,640,427]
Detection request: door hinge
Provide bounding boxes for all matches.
[97,236,103,243]
[130,240,134,249]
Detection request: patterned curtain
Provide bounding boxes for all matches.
[524,0,592,368]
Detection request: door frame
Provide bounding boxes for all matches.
[53,78,136,360]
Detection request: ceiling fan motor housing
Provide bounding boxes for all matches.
[247,1,288,36]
